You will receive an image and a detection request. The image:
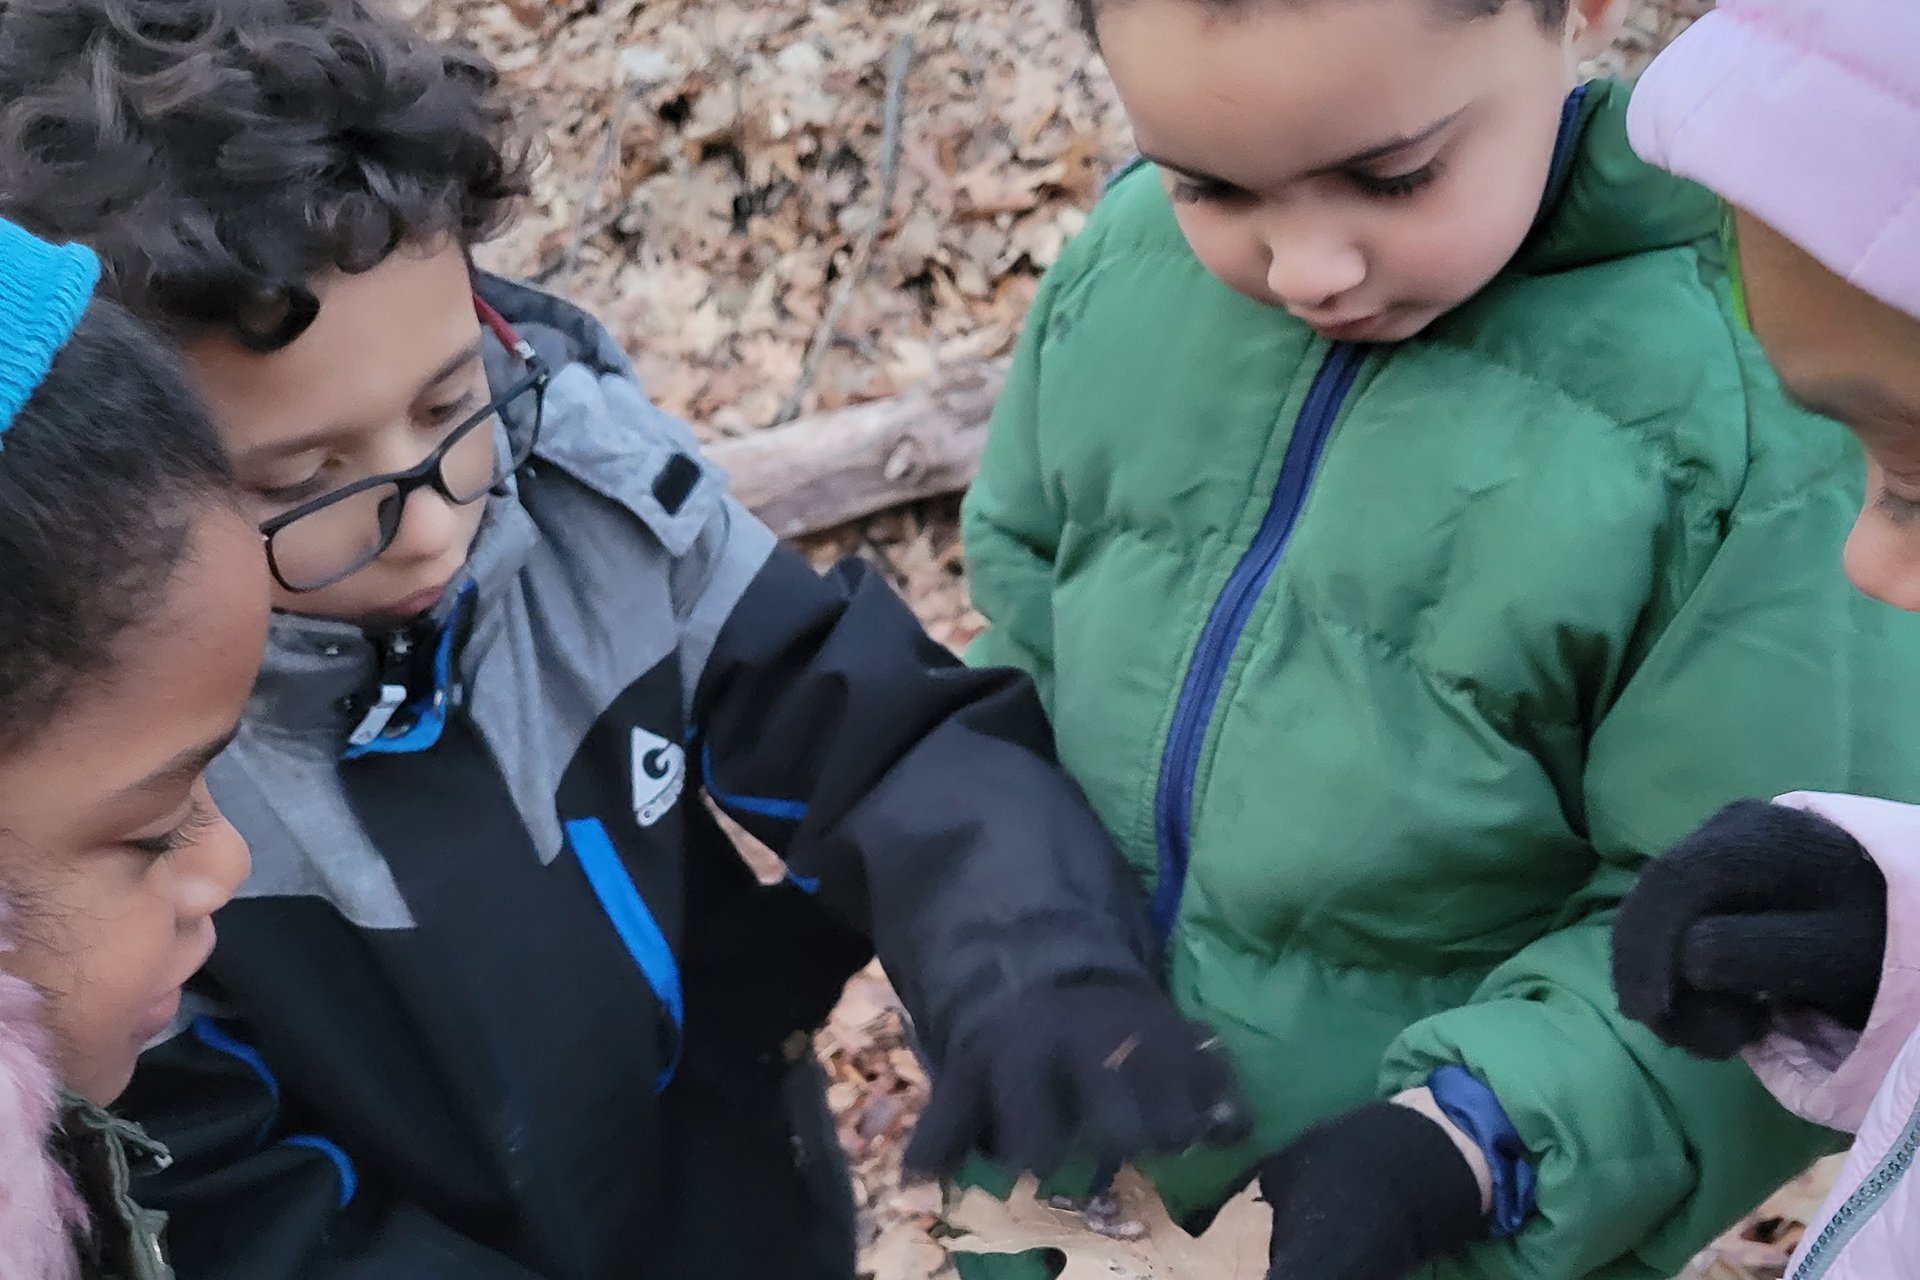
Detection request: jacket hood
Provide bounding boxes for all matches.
[1628,0,1920,322]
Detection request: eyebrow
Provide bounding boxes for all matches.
[121,728,242,799]
[232,339,486,467]
[1142,107,1468,190]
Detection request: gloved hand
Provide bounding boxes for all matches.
[1613,798,1888,1059]
[1258,1101,1484,1280]
[902,976,1249,1180]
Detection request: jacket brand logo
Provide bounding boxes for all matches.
[630,726,686,828]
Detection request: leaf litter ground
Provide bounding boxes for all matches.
[413,0,1818,1272]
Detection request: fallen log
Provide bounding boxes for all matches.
[707,359,1007,540]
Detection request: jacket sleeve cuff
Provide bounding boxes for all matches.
[1382,925,1834,1278]
[1424,1067,1537,1239]
[1744,791,1920,1134]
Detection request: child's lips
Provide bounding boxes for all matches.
[138,925,219,1045]
[388,579,451,617]
[135,987,185,1047]
[1311,311,1391,341]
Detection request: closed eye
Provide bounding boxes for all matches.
[1349,162,1442,201]
[1166,174,1252,207]
[130,797,220,861]
[424,389,482,428]
[255,474,328,506]
[1875,488,1920,526]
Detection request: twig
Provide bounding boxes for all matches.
[559,77,645,295]
[772,32,916,426]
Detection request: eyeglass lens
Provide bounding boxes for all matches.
[268,395,528,592]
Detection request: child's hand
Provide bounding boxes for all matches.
[1612,799,1887,1058]
[1258,1102,1484,1280]
[901,976,1248,1180]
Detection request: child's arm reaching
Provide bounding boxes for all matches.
[1357,471,1920,1279]
[1222,437,1920,1280]
[686,529,1247,1179]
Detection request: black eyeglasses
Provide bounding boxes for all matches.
[260,297,550,594]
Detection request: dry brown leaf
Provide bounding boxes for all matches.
[943,1169,1271,1280]
[865,1221,955,1280]
[1751,1155,1844,1228]
[998,205,1088,272]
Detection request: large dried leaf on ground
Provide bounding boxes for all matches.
[866,1220,956,1280]
[1677,1157,1844,1279]
[943,1169,1269,1280]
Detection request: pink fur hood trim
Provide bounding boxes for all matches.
[0,911,83,1280]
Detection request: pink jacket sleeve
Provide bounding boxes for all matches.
[1743,791,1920,1135]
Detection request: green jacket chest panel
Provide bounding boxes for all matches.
[1032,283,1742,962]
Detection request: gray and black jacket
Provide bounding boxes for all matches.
[116,277,1158,1280]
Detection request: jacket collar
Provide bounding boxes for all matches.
[1512,79,1723,276]
[243,495,539,750]
[57,1094,173,1280]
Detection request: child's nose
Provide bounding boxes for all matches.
[176,804,252,920]
[1266,236,1367,314]
[1844,511,1920,613]
[384,484,462,565]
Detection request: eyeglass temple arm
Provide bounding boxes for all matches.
[473,294,542,368]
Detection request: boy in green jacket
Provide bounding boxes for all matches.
[950,0,1920,1275]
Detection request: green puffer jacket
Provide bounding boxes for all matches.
[960,81,1920,1278]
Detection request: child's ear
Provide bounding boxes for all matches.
[1563,0,1632,63]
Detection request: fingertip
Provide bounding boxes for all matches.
[1148,1032,1248,1148]
[906,1058,994,1179]
[1614,975,1672,1027]
[902,1105,965,1179]
[1019,1120,1075,1183]
[1611,924,1681,1023]
[897,1150,943,1184]
[1661,994,1770,1060]
[1062,1054,1154,1164]
[992,1053,1078,1180]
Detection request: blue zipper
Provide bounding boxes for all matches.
[1138,84,1585,939]
[1149,342,1367,936]
[1790,1092,1920,1279]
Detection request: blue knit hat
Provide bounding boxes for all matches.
[0,218,101,451]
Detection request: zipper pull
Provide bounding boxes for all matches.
[347,630,414,748]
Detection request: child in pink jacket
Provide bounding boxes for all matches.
[0,220,266,1276]
[1612,3,1920,1276]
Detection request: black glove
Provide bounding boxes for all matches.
[1259,1101,1485,1280]
[1613,799,1888,1059]
[902,976,1249,1180]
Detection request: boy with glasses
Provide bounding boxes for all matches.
[0,2,1247,1277]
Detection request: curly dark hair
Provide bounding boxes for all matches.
[1071,0,1573,38]
[0,296,235,752]
[0,0,533,351]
